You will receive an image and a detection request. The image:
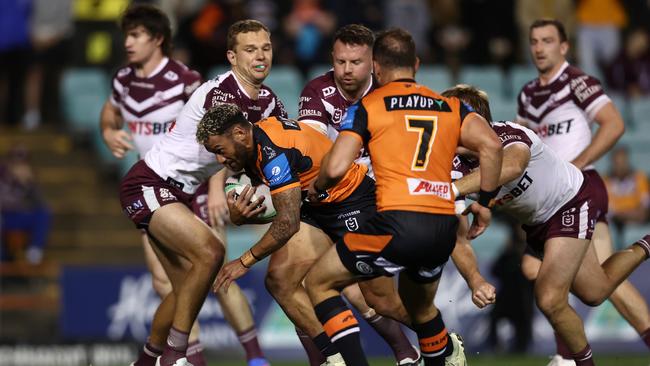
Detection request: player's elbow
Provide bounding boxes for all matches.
[324,160,348,181]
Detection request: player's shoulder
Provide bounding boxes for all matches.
[302,70,336,97]
[518,77,541,97]
[168,59,201,80]
[113,64,134,82]
[258,83,280,100]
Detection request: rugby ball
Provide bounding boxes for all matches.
[224,173,276,222]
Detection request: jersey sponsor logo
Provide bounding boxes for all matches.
[262,146,277,159]
[532,119,573,138]
[298,108,323,118]
[337,210,361,220]
[279,117,301,130]
[340,104,358,130]
[127,121,175,135]
[571,76,601,102]
[499,133,523,143]
[158,188,176,201]
[163,71,178,82]
[344,217,359,231]
[124,199,144,216]
[495,171,533,205]
[131,81,155,89]
[259,89,270,97]
[208,88,234,106]
[355,261,373,275]
[561,207,576,227]
[406,178,451,199]
[332,108,343,123]
[322,86,336,97]
[263,154,292,186]
[384,94,451,112]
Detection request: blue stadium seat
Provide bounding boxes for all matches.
[471,220,509,262]
[458,66,505,98]
[207,64,230,80]
[489,95,517,122]
[629,97,650,131]
[307,64,332,81]
[119,150,140,178]
[417,65,453,91]
[263,65,304,118]
[510,65,538,96]
[60,68,110,133]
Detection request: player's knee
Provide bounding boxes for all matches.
[265,269,292,300]
[534,288,568,316]
[192,236,225,268]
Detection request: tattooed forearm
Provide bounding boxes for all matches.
[251,187,301,258]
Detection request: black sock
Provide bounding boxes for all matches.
[314,296,368,366]
[412,312,452,366]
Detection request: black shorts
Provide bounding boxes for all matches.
[336,210,458,283]
[301,175,376,242]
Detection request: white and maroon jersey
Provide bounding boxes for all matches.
[298,70,375,174]
[144,71,288,194]
[110,58,202,157]
[516,62,611,170]
[456,121,584,225]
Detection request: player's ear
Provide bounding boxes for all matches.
[227,49,236,65]
[414,57,420,74]
[560,41,569,57]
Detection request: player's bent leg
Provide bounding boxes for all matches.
[535,237,594,363]
[148,203,225,366]
[589,223,650,336]
[521,253,542,281]
[265,222,331,335]
[572,235,648,306]
[344,279,419,365]
[358,277,410,325]
[398,275,463,366]
[305,244,369,366]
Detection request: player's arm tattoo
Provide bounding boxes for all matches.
[250,187,301,259]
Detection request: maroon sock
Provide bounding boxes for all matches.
[572,344,594,366]
[296,327,326,366]
[634,235,650,259]
[160,327,189,366]
[186,340,207,366]
[133,341,163,366]
[641,328,650,348]
[555,333,573,359]
[237,326,265,361]
[363,312,418,362]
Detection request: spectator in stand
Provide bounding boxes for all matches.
[606,28,650,98]
[283,0,336,77]
[515,0,575,63]
[605,146,650,248]
[575,0,627,79]
[0,146,51,265]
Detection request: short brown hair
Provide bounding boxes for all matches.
[333,24,374,48]
[196,104,250,144]
[373,28,416,70]
[530,19,568,43]
[441,84,493,122]
[120,4,172,56]
[227,20,270,50]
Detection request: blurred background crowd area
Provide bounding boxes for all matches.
[1,0,650,362]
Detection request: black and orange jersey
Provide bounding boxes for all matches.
[250,116,368,204]
[340,79,474,214]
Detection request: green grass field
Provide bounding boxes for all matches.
[202,355,649,366]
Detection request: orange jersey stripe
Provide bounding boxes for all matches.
[254,117,367,203]
[419,329,448,353]
[343,233,393,253]
[323,309,359,337]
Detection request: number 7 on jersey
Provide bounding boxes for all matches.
[405,115,438,171]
